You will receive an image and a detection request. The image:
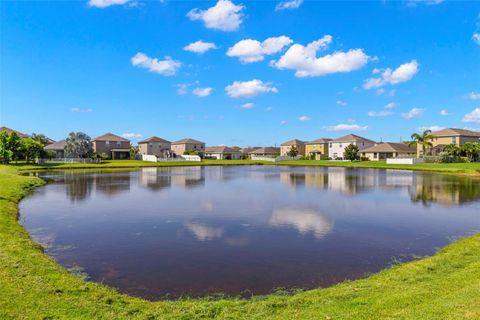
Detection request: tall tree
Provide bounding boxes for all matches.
[64,132,93,158]
[344,144,359,161]
[20,138,44,163]
[287,145,298,157]
[409,130,436,157]
[461,142,480,162]
[0,131,22,163]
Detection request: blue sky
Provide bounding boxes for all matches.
[1,0,480,146]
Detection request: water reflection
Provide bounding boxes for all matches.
[22,166,480,299]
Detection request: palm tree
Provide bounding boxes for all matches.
[409,130,436,157]
[461,142,480,162]
[443,144,460,156]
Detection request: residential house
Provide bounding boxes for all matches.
[44,139,66,158]
[305,138,332,160]
[329,134,376,159]
[417,128,480,157]
[361,142,416,161]
[0,126,29,138]
[280,139,305,156]
[171,138,205,156]
[204,146,242,160]
[248,147,280,158]
[138,136,171,158]
[92,133,131,159]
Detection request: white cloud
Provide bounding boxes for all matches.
[466,92,480,100]
[225,79,278,98]
[439,109,450,116]
[184,40,217,54]
[336,100,348,107]
[176,83,189,95]
[269,208,333,239]
[187,0,244,32]
[417,125,444,132]
[474,33,480,45]
[298,115,311,121]
[121,133,143,139]
[401,107,425,119]
[275,0,303,11]
[368,111,393,117]
[462,108,480,123]
[407,0,444,6]
[185,222,224,241]
[324,123,368,131]
[280,120,288,125]
[241,102,255,109]
[88,0,131,8]
[192,87,213,97]
[227,36,292,63]
[363,60,419,89]
[131,52,181,76]
[271,35,369,77]
[384,102,399,109]
[71,107,93,113]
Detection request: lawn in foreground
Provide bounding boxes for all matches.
[0,164,479,319]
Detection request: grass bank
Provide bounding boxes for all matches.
[1,164,480,319]
[11,159,480,176]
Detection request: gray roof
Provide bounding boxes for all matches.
[93,133,129,142]
[361,142,416,153]
[332,134,375,143]
[172,138,205,145]
[431,128,480,137]
[138,136,171,144]
[305,138,332,144]
[281,139,305,146]
[248,147,280,155]
[205,146,241,153]
[44,139,66,151]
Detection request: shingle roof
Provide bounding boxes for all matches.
[0,126,29,138]
[93,133,129,142]
[138,136,171,144]
[332,134,375,143]
[248,147,280,155]
[205,146,241,153]
[280,139,305,146]
[305,138,332,144]
[172,138,205,145]
[44,139,66,151]
[431,128,480,137]
[361,142,416,153]
[240,147,261,154]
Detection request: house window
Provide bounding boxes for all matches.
[149,143,153,148]
[106,141,110,146]
[451,137,456,144]
[374,153,378,158]
[117,141,121,147]
[329,143,332,148]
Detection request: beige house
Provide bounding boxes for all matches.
[417,128,480,157]
[44,139,66,158]
[305,138,332,160]
[248,147,280,158]
[204,146,242,160]
[280,139,305,156]
[171,138,205,156]
[92,133,130,159]
[329,134,376,159]
[138,136,171,158]
[361,142,416,161]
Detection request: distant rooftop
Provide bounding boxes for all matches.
[93,133,129,142]
[138,136,171,144]
[172,138,205,145]
[331,134,375,143]
[0,126,29,138]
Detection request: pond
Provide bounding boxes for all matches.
[19,165,480,300]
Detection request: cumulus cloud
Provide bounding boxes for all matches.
[324,123,368,131]
[269,208,333,239]
[439,109,450,116]
[474,33,480,45]
[227,36,293,63]
[368,110,393,117]
[271,35,369,77]
[71,107,93,113]
[298,115,311,121]
[185,222,224,241]
[401,107,425,119]
[417,125,444,132]
[88,0,131,8]
[275,0,303,11]
[241,102,255,109]
[384,102,399,109]
[121,133,143,139]
[184,40,217,54]
[336,100,348,107]
[466,92,480,100]
[131,52,181,76]
[462,108,480,123]
[363,60,419,90]
[192,87,213,97]
[187,0,244,32]
[225,79,278,98]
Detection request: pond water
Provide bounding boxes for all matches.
[20,165,480,300]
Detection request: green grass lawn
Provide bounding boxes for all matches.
[1,164,480,319]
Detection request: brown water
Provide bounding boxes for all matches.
[19,166,480,300]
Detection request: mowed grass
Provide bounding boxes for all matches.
[1,164,480,319]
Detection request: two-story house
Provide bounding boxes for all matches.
[417,128,480,157]
[328,134,376,159]
[305,138,332,160]
[92,133,130,159]
[280,139,306,156]
[171,138,205,156]
[138,136,171,158]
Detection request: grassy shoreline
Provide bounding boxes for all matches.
[1,163,480,319]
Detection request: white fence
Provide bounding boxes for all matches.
[180,155,202,162]
[138,154,158,162]
[250,155,301,162]
[387,158,424,165]
[36,158,101,164]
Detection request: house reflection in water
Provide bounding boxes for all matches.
[139,168,172,191]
